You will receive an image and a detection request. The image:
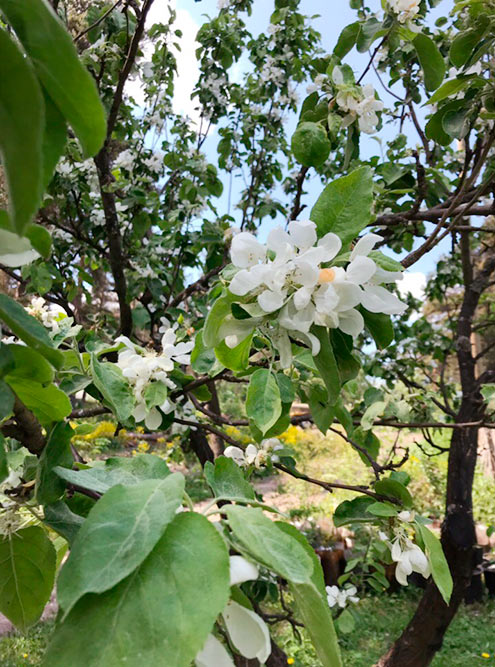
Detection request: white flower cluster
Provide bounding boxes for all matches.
[226,220,405,364]
[116,329,194,430]
[326,584,359,609]
[260,55,286,86]
[333,69,384,135]
[195,555,270,666]
[388,0,420,24]
[27,297,63,334]
[379,511,431,586]
[224,438,283,468]
[200,71,229,107]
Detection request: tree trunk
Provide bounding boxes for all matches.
[377,248,495,666]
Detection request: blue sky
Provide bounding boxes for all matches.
[158,0,456,294]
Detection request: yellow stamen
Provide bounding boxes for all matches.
[318,268,335,283]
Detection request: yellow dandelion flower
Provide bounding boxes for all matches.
[287,659,295,665]
[481,653,490,659]
[410,455,419,463]
[136,426,145,433]
[157,437,166,444]
[119,428,128,438]
[22,654,28,659]
[137,441,150,453]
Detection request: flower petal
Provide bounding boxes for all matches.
[288,219,317,249]
[338,308,364,338]
[350,233,383,260]
[346,256,377,284]
[195,634,235,667]
[229,556,259,587]
[222,601,271,663]
[258,289,285,313]
[231,232,266,268]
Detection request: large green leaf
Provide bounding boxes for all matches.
[225,505,313,583]
[277,523,342,666]
[312,326,341,405]
[0,28,43,234]
[5,343,54,384]
[413,34,445,93]
[374,477,413,508]
[0,0,106,157]
[0,227,40,268]
[204,455,256,501]
[308,384,335,434]
[54,454,170,495]
[90,355,134,422]
[333,496,375,527]
[7,377,71,425]
[310,167,373,246]
[44,513,230,667]
[334,21,360,58]
[58,474,185,617]
[360,307,394,349]
[203,292,236,348]
[43,501,84,545]
[0,526,56,631]
[246,368,282,435]
[36,422,73,505]
[215,334,252,372]
[449,18,490,68]
[0,379,15,421]
[0,294,63,368]
[416,523,453,605]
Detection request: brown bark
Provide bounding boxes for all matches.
[377,250,495,667]
[206,381,225,457]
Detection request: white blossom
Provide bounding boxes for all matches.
[388,0,420,24]
[335,80,384,135]
[226,223,405,360]
[390,538,431,585]
[326,585,359,609]
[224,438,283,468]
[115,329,193,430]
[229,555,259,586]
[27,297,63,334]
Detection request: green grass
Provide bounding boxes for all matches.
[0,621,53,667]
[277,589,495,666]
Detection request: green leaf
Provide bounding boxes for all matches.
[367,501,398,517]
[312,326,341,405]
[0,28,43,234]
[0,293,63,368]
[90,354,134,422]
[58,474,185,617]
[336,609,355,634]
[5,343,54,384]
[7,378,71,425]
[442,106,471,139]
[43,501,84,545]
[143,380,168,409]
[44,513,230,667]
[276,523,343,666]
[191,329,222,375]
[0,526,56,631]
[426,76,478,106]
[0,0,106,157]
[0,434,7,483]
[416,523,453,604]
[25,223,52,259]
[360,307,394,349]
[374,477,413,508]
[275,373,295,404]
[356,18,383,53]
[225,505,313,583]
[333,496,375,527]
[334,21,360,58]
[203,292,236,348]
[204,456,255,501]
[308,384,335,434]
[331,329,361,384]
[0,379,15,421]
[36,422,73,505]
[54,454,170,495]
[246,369,282,435]
[0,226,40,268]
[291,121,331,167]
[360,401,386,431]
[215,333,252,372]
[310,166,373,246]
[413,34,446,92]
[41,91,67,189]
[450,19,490,68]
